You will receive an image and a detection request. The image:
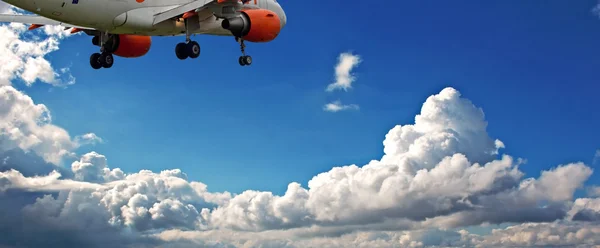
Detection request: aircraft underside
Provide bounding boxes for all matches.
[0,0,286,69]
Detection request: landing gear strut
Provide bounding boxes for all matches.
[175,18,201,60]
[237,37,252,66]
[90,33,115,69]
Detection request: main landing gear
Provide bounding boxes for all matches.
[90,52,114,69]
[237,37,252,66]
[90,34,114,70]
[175,41,200,60]
[175,18,201,60]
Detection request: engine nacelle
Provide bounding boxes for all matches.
[221,9,282,43]
[104,35,151,58]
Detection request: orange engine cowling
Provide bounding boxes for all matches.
[221,9,282,43]
[107,35,152,58]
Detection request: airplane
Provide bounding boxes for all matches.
[0,0,287,69]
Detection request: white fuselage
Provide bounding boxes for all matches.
[1,0,286,36]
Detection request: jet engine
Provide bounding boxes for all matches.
[221,9,282,43]
[92,34,151,58]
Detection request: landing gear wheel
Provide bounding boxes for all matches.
[90,53,102,69]
[187,41,200,59]
[239,55,252,66]
[100,52,114,68]
[175,42,188,60]
[92,36,99,46]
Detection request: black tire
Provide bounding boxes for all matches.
[175,43,188,60]
[92,36,99,46]
[187,41,200,59]
[239,56,246,66]
[243,55,252,66]
[90,53,102,69]
[101,53,114,68]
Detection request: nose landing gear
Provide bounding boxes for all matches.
[237,37,252,66]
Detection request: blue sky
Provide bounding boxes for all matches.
[13,0,600,196]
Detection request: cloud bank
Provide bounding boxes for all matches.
[2,83,600,247]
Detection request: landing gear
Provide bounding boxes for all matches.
[90,33,115,69]
[237,38,252,66]
[175,18,201,60]
[90,52,114,69]
[175,41,200,60]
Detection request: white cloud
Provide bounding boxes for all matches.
[474,222,600,247]
[594,149,600,165]
[0,169,104,192]
[323,100,359,112]
[593,1,600,17]
[588,186,600,198]
[0,7,75,87]
[74,133,104,146]
[71,151,122,183]
[326,52,361,92]
[1,158,232,234]
[2,86,599,247]
[155,222,600,248]
[0,86,100,165]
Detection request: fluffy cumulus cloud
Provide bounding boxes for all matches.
[2,81,600,247]
[0,6,75,87]
[323,99,359,112]
[326,52,361,92]
[0,86,101,165]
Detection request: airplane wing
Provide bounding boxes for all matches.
[0,14,95,31]
[153,0,213,25]
[152,0,256,25]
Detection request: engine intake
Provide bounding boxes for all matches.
[222,9,282,43]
